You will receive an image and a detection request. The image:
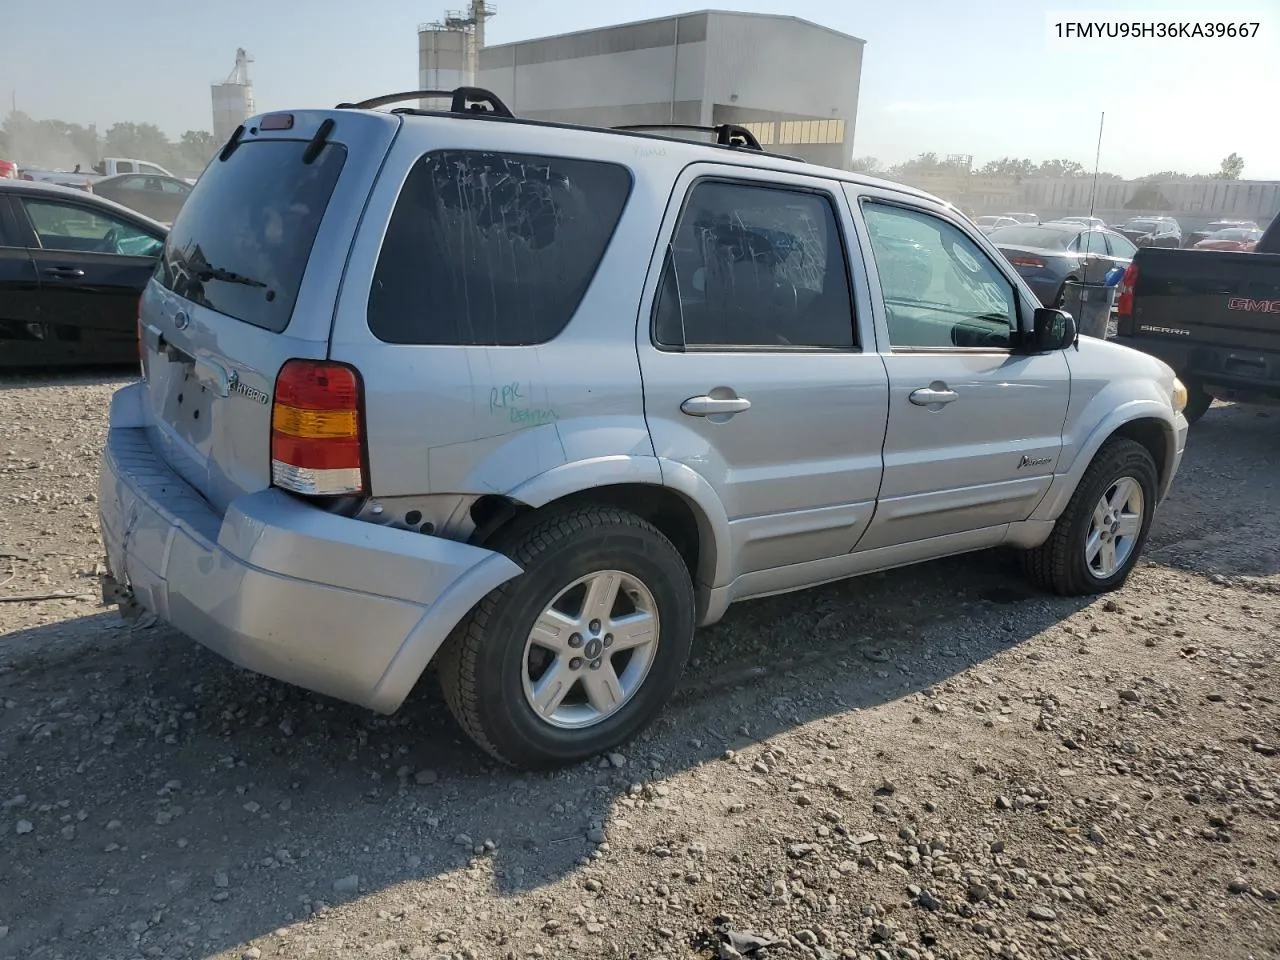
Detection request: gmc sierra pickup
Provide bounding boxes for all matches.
[1113,217,1280,423]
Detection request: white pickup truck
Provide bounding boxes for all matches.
[21,157,179,190]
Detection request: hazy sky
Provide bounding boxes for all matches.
[2,0,1278,179]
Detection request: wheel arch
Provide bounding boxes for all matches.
[468,465,729,596]
[1033,404,1180,522]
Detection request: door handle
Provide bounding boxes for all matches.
[44,267,85,278]
[681,395,751,417]
[909,387,959,406]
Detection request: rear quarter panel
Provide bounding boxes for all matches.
[327,119,696,500]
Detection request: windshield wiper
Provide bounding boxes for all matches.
[196,265,267,289]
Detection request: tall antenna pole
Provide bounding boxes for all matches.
[1088,111,1105,218]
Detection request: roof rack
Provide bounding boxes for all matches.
[336,87,514,118]
[334,86,800,161]
[612,123,765,151]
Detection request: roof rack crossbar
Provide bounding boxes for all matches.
[337,87,514,118]
[611,123,765,152]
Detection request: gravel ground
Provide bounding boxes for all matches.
[1,373,1278,960]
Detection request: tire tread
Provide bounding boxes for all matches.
[1022,437,1156,596]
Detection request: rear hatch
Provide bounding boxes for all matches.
[137,110,399,513]
[1129,248,1280,353]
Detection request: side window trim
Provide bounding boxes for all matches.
[649,174,860,354]
[857,195,1021,355]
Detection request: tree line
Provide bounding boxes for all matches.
[853,151,1246,182]
[0,111,220,177]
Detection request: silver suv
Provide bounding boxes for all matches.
[98,88,1190,769]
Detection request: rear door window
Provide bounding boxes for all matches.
[368,151,632,345]
[155,139,347,332]
[21,198,163,257]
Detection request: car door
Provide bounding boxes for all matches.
[0,195,43,366]
[637,165,889,584]
[16,194,164,365]
[1105,230,1137,266]
[849,188,1070,551]
[154,177,190,224]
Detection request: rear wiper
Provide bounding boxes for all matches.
[196,265,267,289]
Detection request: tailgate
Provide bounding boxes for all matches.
[137,110,399,514]
[1131,248,1280,353]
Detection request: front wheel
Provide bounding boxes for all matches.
[1022,437,1158,596]
[436,505,695,769]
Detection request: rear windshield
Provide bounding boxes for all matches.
[1123,220,1161,231]
[155,139,347,332]
[368,150,632,345]
[987,226,1071,249]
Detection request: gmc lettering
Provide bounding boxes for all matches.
[1227,298,1280,314]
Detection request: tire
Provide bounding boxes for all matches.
[1182,381,1213,425]
[1022,437,1158,596]
[436,505,695,769]
[1052,279,1075,309]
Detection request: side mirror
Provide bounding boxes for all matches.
[1027,307,1077,352]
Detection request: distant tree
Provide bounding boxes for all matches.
[1219,152,1245,179]
[1035,158,1088,178]
[1137,170,1207,182]
[176,129,218,173]
[850,156,883,175]
[103,122,176,168]
[977,157,1036,179]
[886,152,945,178]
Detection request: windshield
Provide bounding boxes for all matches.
[987,226,1071,249]
[155,139,347,332]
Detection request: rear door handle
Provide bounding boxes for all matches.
[681,395,751,417]
[910,387,959,406]
[44,266,85,278]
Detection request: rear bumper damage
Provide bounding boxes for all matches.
[97,384,522,713]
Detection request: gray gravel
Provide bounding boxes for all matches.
[2,374,1279,960]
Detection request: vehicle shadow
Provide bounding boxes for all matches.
[0,400,1275,958]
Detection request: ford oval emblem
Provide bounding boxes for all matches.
[173,310,190,331]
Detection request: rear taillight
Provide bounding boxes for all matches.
[271,360,366,496]
[1009,255,1046,269]
[1115,262,1138,318]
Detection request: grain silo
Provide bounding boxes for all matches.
[418,2,496,109]
[211,49,255,144]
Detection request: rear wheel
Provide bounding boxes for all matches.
[1022,437,1158,596]
[436,505,695,769]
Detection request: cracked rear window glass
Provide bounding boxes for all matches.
[368,150,632,345]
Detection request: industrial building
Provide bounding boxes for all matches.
[417,7,864,170]
[211,49,254,144]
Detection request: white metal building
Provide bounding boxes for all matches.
[467,11,864,170]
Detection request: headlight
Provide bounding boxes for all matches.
[1172,378,1188,414]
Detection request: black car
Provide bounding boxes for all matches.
[1116,216,1181,248]
[0,179,166,367]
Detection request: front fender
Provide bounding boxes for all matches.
[1031,398,1182,522]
